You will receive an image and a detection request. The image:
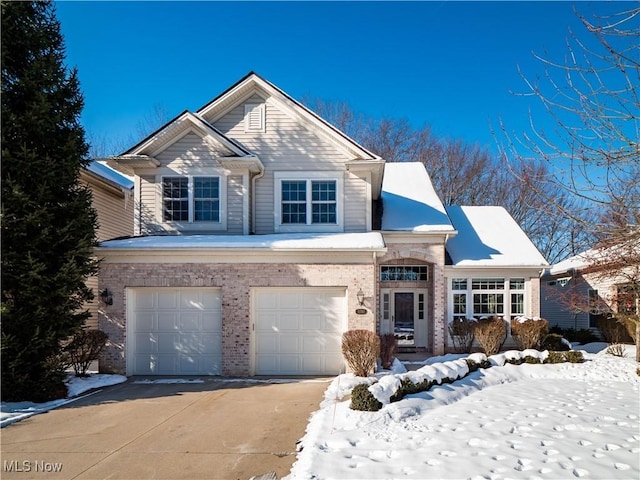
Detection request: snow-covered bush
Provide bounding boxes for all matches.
[473,317,507,356]
[545,351,566,364]
[350,383,382,411]
[342,330,380,377]
[606,343,626,357]
[511,317,549,350]
[448,318,475,353]
[565,350,585,363]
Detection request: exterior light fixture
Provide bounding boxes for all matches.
[100,288,113,306]
[357,288,365,307]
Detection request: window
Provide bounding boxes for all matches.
[453,293,467,321]
[282,181,307,224]
[380,266,428,282]
[162,176,220,223]
[162,177,188,221]
[418,293,425,320]
[451,277,528,322]
[510,278,524,317]
[473,293,504,316]
[244,103,265,132]
[275,173,343,232]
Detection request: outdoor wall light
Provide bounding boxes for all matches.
[357,288,365,307]
[100,288,113,306]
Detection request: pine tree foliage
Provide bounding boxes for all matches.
[1,1,99,401]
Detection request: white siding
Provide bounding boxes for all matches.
[138,174,160,235]
[155,131,225,169]
[209,95,370,234]
[227,175,244,234]
[84,176,134,330]
[344,171,368,232]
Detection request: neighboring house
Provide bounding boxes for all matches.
[541,248,639,331]
[81,161,134,329]
[97,72,547,377]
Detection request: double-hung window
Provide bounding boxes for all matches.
[163,176,220,223]
[275,172,342,232]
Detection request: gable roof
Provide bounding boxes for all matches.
[123,110,253,158]
[197,71,382,162]
[381,162,455,233]
[445,206,548,268]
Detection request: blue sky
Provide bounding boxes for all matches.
[55,1,627,156]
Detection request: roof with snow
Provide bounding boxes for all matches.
[98,232,386,251]
[86,161,134,190]
[445,206,548,268]
[381,163,455,233]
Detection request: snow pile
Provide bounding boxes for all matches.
[513,315,544,323]
[286,345,639,480]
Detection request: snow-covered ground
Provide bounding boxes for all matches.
[287,343,640,480]
[0,373,127,428]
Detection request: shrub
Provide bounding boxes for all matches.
[342,330,380,377]
[542,333,570,351]
[473,317,507,356]
[511,318,549,350]
[448,318,475,353]
[565,350,584,363]
[63,330,109,377]
[545,351,566,364]
[606,343,626,357]
[616,316,638,344]
[523,355,541,364]
[598,316,633,344]
[379,333,397,370]
[465,358,491,372]
[505,357,523,365]
[350,383,382,411]
[548,326,599,344]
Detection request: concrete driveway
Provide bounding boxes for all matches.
[1,377,329,480]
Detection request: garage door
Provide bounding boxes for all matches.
[253,288,346,375]
[128,288,222,375]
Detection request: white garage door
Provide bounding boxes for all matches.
[128,288,222,375]
[253,288,346,375]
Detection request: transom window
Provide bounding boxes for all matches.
[163,176,220,223]
[380,266,428,282]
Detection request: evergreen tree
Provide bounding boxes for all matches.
[1,1,98,401]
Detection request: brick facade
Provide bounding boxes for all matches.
[376,241,447,355]
[99,261,376,376]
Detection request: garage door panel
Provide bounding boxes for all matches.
[279,334,301,354]
[179,312,200,331]
[279,313,300,330]
[129,288,222,376]
[135,313,156,331]
[134,333,157,354]
[279,293,301,309]
[254,288,346,375]
[157,292,178,309]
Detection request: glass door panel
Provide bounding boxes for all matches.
[394,292,415,346]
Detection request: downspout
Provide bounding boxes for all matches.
[251,166,265,235]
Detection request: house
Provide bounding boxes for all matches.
[541,247,639,332]
[97,72,547,377]
[80,161,134,329]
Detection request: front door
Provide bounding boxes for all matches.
[380,289,428,348]
[394,292,415,346]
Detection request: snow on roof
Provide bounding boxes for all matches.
[445,206,548,267]
[381,163,455,232]
[86,161,134,190]
[99,232,386,251]
[548,251,591,275]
